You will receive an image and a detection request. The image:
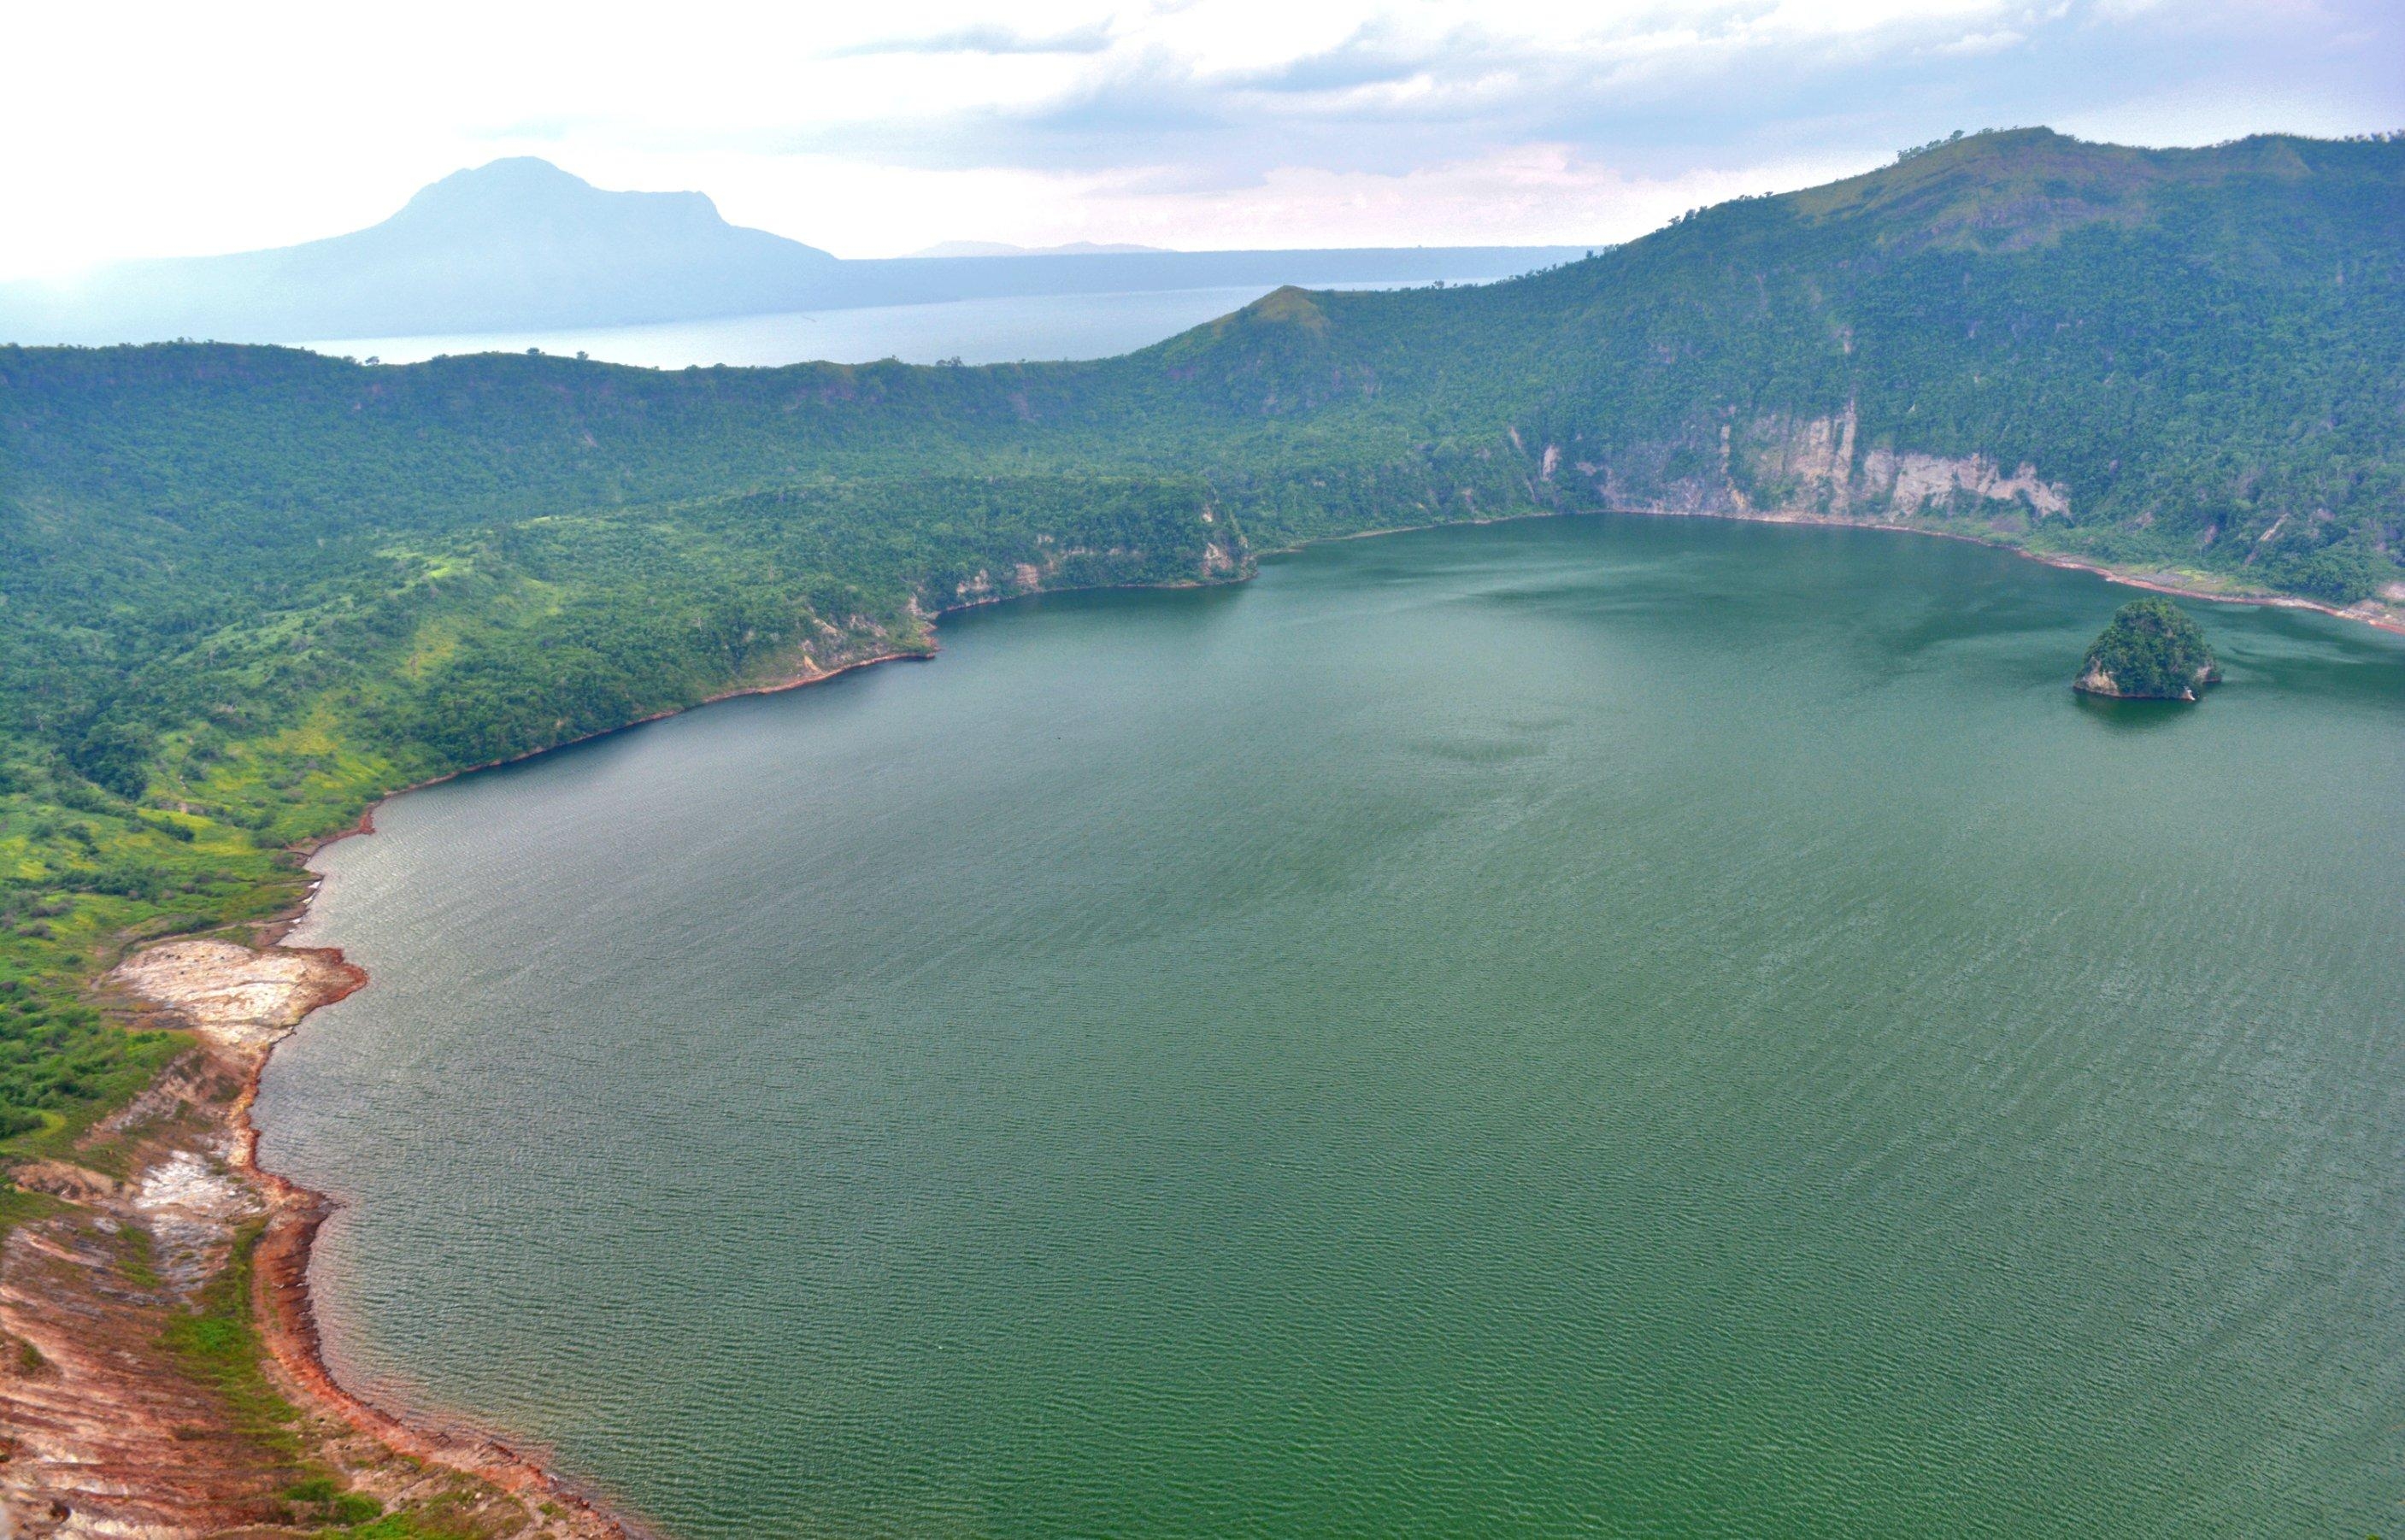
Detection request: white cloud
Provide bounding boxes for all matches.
[0,0,2394,276]
[1061,143,1871,250]
[1931,27,2028,54]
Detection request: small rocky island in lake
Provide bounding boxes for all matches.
[2074,597,2221,701]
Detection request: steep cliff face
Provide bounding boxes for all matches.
[1150,130,2400,605]
[1556,408,2073,531]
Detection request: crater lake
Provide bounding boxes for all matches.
[262,513,2405,1538]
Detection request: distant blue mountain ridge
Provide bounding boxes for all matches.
[0,158,1592,345]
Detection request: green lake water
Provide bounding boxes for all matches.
[263,514,2405,1537]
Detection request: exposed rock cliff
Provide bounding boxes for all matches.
[944,503,1252,607]
[1561,406,2072,532]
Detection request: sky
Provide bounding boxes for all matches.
[3,0,2397,276]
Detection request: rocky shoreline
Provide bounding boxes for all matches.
[225,949,644,1540]
[0,933,638,1537]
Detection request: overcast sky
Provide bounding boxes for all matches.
[3,0,2396,276]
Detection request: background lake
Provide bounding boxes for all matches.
[303,282,1414,368]
[265,514,2405,1537]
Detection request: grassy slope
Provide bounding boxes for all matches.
[0,126,2399,1162]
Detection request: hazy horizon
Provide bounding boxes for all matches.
[4,0,2397,282]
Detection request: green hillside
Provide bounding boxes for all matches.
[2,127,2400,1153]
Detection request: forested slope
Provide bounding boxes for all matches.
[2,126,2400,1152]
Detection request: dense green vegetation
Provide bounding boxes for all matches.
[1,126,2399,1157]
[0,467,1237,1160]
[2076,597,2222,699]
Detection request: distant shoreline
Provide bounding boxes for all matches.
[1292,502,2405,637]
[1652,504,2405,637]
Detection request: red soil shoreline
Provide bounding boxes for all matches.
[232,1033,646,1537]
[234,506,2400,1538]
[236,673,951,1538]
[228,644,941,1539]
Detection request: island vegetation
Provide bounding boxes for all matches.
[2075,597,2222,700]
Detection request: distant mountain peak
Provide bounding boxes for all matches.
[382,156,735,238]
[431,155,596,189]
[0,152,1585,345]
